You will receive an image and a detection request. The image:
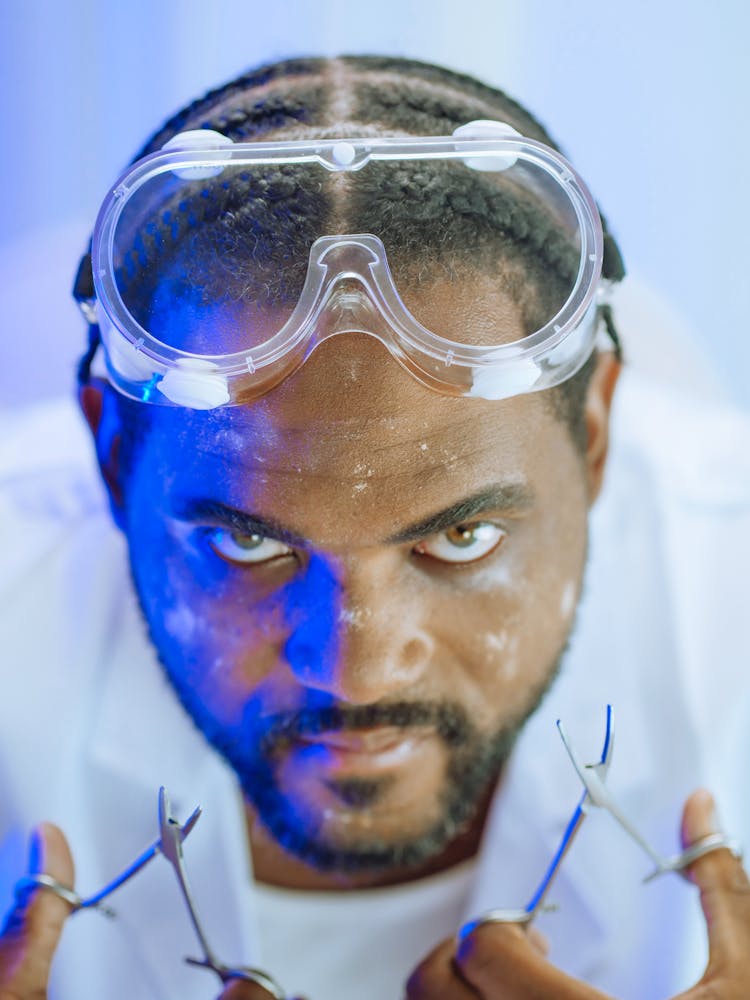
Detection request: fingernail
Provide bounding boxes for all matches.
[705,790,719,829]
[695,788,721,833]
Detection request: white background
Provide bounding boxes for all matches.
[0,0,747,408]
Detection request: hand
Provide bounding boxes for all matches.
[406,789,750,999]
[0,823,75,1000]
[671,789,750,999]
[0,825,293,1000]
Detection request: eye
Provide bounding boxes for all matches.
[414,522,506,565]
[416,522,507,564]
[206,528,293,565]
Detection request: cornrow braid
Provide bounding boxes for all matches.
[343,55,562,144]
[133,57,330,158]
[119,163,330,333]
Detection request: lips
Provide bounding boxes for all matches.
[292,726,433,772]
[299,726,418,752]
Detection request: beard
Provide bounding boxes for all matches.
[215,692,561,873]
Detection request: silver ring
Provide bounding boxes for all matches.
[646,833,745,882]
[457,907,532,943]
[14,874,82,910]
[225,966,287,999]
[678,833,743,869]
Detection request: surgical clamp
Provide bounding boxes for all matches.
[458,704,615,939]
[557,715,742,881]
[16,787,287,999]
[156,787,286,997]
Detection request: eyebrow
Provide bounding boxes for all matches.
[176,482,534,548]
[174,499,308,548]
[386,482,535,544]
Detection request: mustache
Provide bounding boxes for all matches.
[253,701,475,753]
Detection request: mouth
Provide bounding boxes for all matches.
[292,726,434,773]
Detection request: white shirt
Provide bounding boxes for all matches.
[254,860,476,1000]
[0,369,748,1000]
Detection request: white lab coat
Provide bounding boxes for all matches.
[0,368,748,1000]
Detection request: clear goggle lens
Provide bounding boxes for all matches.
[92,130,604,408]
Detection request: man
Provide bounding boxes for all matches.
[1,55,748,999]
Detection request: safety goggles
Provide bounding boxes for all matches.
[80,122,613,409]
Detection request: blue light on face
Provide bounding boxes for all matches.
[283,553,343,696]
[141,373,159,403]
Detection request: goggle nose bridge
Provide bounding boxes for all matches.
[300,235,420,353]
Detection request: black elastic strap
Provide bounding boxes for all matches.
[599,303,623,362]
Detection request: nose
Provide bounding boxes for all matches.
[283,553,433,704]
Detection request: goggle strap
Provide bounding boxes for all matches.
[73,249,95,305]
[76,322,102,387]
[73,249,102,386]
[602,231,626,283]
[598,303,624,362]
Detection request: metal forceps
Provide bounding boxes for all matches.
[558,713,743,882]
[458,705,615,940]
[14,788,202,918]
[156,787,286,998]
[16,787,287,998]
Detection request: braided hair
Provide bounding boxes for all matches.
[76,55,625,448]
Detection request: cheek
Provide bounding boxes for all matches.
[431,503,587,728]
[124,491,288,719]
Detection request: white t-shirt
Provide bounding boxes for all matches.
[254,862,476,1000]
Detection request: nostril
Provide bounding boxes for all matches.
[402,636,431,671]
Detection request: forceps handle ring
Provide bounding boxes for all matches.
[679,833,743,867]
[645,832,744,882]
[14,873,118,919]
[185,958,287,998]
[15,873,84,911]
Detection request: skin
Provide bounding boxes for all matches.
[3,281,748,997]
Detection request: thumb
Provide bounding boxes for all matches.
[0,822,76,995]
[218,981,277,1000]
[681,788,750,972]
[218,979,304,1000]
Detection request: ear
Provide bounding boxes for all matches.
[583,351,621,505]
[78,379,126,530]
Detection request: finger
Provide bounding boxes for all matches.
[526,925,550,958]
[218,980,278,1000]
[0,822,76,994]
[405,938,479,999]
[456,922,611,1000]
[217,974,303,1000]
[680,788,750,971]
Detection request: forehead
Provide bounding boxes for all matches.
[136,325,575,549]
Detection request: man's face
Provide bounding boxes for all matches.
[111,278,593,881]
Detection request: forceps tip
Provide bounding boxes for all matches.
[183,805,202,837]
